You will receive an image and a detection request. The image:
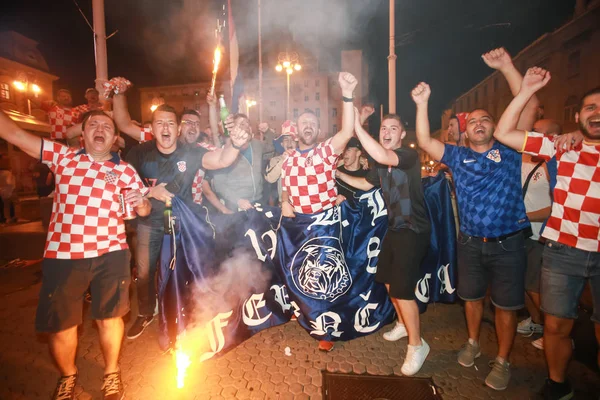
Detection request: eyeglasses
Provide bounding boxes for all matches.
[181,120,202,128]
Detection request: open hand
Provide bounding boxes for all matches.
[482,48,513,71]
[411,82,431,105]
[237,199,254,210]
[282,201,296,218]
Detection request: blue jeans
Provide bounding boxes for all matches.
[541,240,600,323]
[135,223,164,317]
[457,231,527,310]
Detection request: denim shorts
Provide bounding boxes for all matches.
[540,240,600,322]
[457,231,527,310]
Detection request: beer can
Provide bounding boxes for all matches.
[119,188,137,220]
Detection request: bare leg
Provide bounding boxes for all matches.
[49,326,78,376]
[465,300,484,342]
[525,291,543,325]
[495,308,517,360]
[96,317,124,374]
[544,314,574,382]
[396,298,422,346]
[386,284,405,325]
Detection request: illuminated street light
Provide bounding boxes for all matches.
[150,105,158,112]
[13,80,26,92]
[429,160,435,165]
[409,143,415,148]
[31,84,41,94]
[150,96,165,113]
[276,51,301,119]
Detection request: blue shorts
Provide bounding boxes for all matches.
[457,231,527,310]
[540,240,600,323]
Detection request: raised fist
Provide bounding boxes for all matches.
[338,72,358,94]
[521,67,551,94]
[411,82,431,105]
[359,105,375,124]
[482,48,513,71]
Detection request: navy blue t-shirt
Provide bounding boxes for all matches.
[126,141,208,226]
[441,141,529,237]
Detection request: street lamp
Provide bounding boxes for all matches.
[275,51,301,119]
[150,96,165,112]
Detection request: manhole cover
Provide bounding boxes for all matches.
[322,371,442,400]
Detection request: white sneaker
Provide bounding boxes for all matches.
[531,337,544,350]
[383,323,408,341]
[517,317,543,335]
[401,338,430,376]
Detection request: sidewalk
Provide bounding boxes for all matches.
[0,269,599,400]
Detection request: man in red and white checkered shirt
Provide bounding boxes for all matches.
[40,89,93,141]
[281,72,358,217]
[0,109,151,400]
[279,72,358,352]
[494,67,600,399]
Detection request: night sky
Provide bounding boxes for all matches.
[1,0,576,130]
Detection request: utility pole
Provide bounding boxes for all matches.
[92,0,108,93]
[388,0,397,114]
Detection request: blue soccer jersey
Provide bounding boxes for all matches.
[441,142,529,237]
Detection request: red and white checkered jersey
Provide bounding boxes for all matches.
[138,126,154,143]
[523,131,600,252]
[281,138,340,214]
[191,141,218,204]
[41,140,146,259]
[41,102,89,140]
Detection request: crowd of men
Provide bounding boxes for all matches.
[0,44,598,400]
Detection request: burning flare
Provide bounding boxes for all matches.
[210,47,222,96]
[174,343,191,389]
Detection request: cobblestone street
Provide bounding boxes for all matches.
[1,259,599,399]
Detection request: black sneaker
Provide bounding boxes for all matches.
[52,372,78,400]
[101,371,124,400]
[126,315,154,339]
[536,378,574,400]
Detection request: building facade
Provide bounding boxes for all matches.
[447,2,600,136]
[138,50,369,137]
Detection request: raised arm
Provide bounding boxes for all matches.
[0,110,42,159]
[112,93,147,140]
[206,93,221,147]
[353,108,400,166]
[482,48,539,130]
[330,72,358,154]
[495,67,551,151]
[411,83,445,160]
[201,120,250,170]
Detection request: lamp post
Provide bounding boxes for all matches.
[13,75,41,115]
[275,52,301,119]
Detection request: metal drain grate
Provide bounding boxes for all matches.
[322,371,442,400]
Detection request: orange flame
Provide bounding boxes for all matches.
[212,48,222,74]
[175,345,191,389]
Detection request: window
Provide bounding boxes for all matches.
[564,95,578,122]
[332,108,338,117]
[304,80,309,88]
[304,95,309,102]
[293,108,299,119]
[315,92,320,101]
[332,124,338,133]
[269,115,277,121]
[316,108,320,117]
[567,51,581,77]
[269,100,276,107]
[1,83,11,100]
[315,79,320,87]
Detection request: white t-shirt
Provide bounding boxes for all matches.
[521,154,551,240]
